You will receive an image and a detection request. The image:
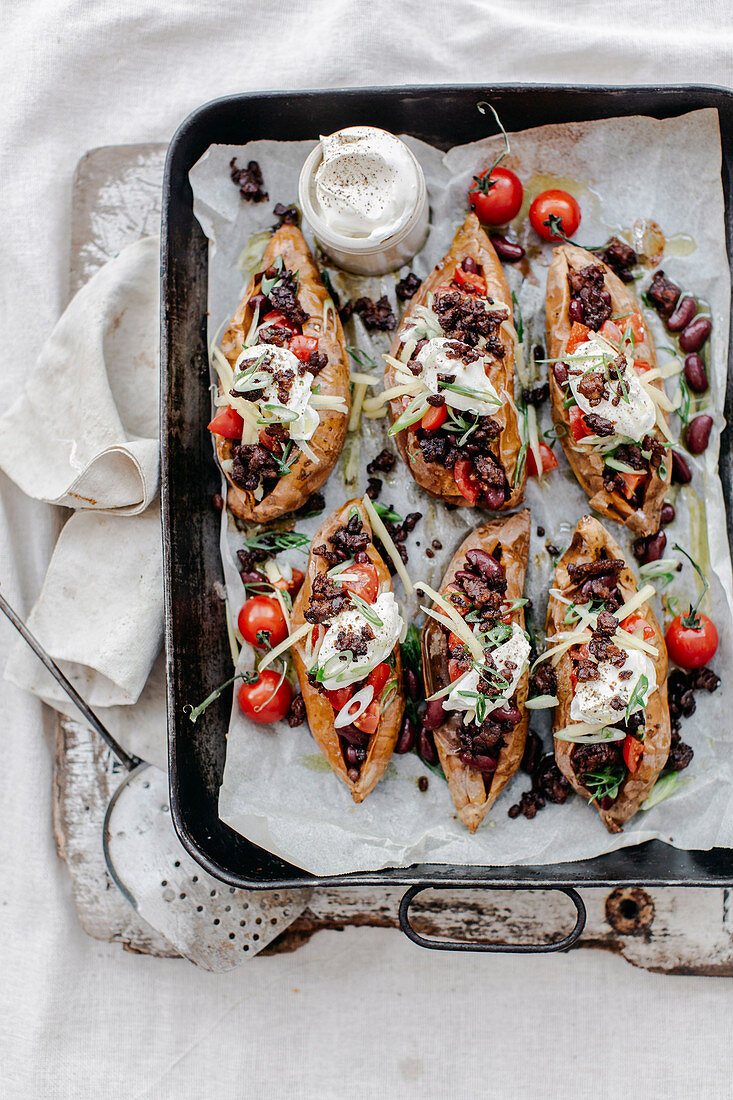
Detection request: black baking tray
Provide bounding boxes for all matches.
[161,84,733,950]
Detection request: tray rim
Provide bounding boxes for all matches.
[162,81,733,891]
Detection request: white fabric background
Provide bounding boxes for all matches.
[1,2,733,1097]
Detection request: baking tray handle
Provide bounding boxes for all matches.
[398,884,586,953]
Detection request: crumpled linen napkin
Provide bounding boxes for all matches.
[2,236,167,768]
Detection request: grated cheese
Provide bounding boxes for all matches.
[362,495,414,595]
[257,621,312,672]
[414,581,484,662]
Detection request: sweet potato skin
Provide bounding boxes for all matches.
[545,244,671,537]
[291,499,404,803]
[421,509,531,832]
[385,213,525,509]
[214,225,350,522]
[547,514,671,832]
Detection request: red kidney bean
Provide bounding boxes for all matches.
[666,296,697,332]
[354,550,370,563]
[403,669,418,699]
[248,292,271,314]
[600,288,612,307]
[634,530,666,565]
[568,299,584,323]
[418,727,438,765]
[465,548,504,583]
[458,751,497,773]
[422,700,445,730]
[461,256,479,273]
[483,485,507,510]
[339,725,370,748]
[343,744,360,766]
[553,361,569,386]
[679,317,712,353]
[239,570,266,586]
[683,353,709,393]
[212,493,224,511]
[660,502,676,525]
[492,704,521,726]
[489,235,525,262]
[580,574,616,600]
[396,716,416,754]
[671,450,692,484]
[686,414,713,455]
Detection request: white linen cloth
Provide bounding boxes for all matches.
[2,2,733,1098]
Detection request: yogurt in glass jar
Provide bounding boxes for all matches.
[298,126,428,275]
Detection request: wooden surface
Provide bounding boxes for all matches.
[51,142,733,973]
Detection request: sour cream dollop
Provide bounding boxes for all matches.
[313,127,419,243]
[233,344,319,443]
[444,624,530,717]
[315,591,403,690]
[567,335,655,442]
[570,647,657,725]
[414,337,502,417]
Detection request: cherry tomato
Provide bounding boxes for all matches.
[529,189,581,242]
[623,734,644,775]
[289,335,318,362]
[620,614,655,642]
[263,310,300,334]
[469,166,523,226]
[258,429,283,453]
[448,657,466,682]
[339,561,379,604]
[633,359,651,374]
[238,595,288,649]
[526,442,559,477]
[453,458,481,505]
[325,685,353,711]
[617,470,646,501]
[208,405,244,439]
[353,699,380,735]
[453,266,487,294]
[565,321,591,354]
[447,630,465,652]
[665,613,719,669]
[273,568,305,598]
[599,320,622,345]
[568,405,591,442]
[420,404,448,432]
[238,671,293,724]
[367,662,392,698]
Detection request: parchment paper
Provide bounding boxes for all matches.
[190,109,733,875]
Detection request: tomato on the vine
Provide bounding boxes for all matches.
[469,166,523,226]
[238,671,293,724]
[238,595,288,648]
[529,189,581,241]
[665,614,718,669]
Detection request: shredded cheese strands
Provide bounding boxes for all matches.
[535,582,660,671]
[349,372,380,386]
[364,379,422,411]
[399,336,418,364]
[525,694,559,710]
[225,603,241,668]
[263,560,291,629]
[362,495,414,595]
[643,358,683,384]
[257,621,311,672]
[414,581,484,663]
[348,383,367,433]
[614,583,656,622]
[310,395,349,411]
[211,345,235,392]
[613,626,658,658]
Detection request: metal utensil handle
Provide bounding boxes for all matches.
[399,884,586,953]
[0,590,142,772]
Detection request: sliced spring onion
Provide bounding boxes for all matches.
[362,495,414,595]
[334,684,374,728]
[554,725,626,743]
[224,603,240,668]
[604,456,642,475]
[641,772,686,811]
[243,304,261,348]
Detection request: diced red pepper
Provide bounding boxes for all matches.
[526,441,559,477]
[568,405,591,441]
[453,458,481,505]
[289,335,318,362]
[207,405,244,439]
[565,321,591,354]
[623,735,643,774]
[420,404,448,432]
[453,265,487,294]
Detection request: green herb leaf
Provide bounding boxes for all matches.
[625,673,649,723]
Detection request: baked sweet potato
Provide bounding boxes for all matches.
[546,514,671,832]
[421,510,531,831]
[545,244,671,537]
[213,224,350,522]
[384,213,525,510]
[291,498,404,803]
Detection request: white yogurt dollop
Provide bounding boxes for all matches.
[570,647,657,725]
[313,126,419,243]
[567,335,655,442]
[233,344,318,443]
[414,337,502,417]
[315,592,403,690]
